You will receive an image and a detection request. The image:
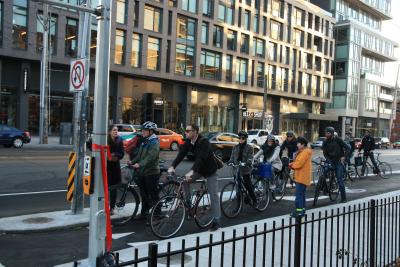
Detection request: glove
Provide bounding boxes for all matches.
[185,170,194,181]
[168,166,175,174]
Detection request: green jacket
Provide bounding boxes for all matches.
[132,134,160,177]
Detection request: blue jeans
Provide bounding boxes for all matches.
[330,161,346,200]
[295,183,306,212]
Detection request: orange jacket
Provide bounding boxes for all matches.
[290,148,312,186]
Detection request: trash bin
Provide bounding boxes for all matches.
[60,122,73,145]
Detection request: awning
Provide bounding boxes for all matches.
[282,113,339,121]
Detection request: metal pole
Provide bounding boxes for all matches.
[71,0,92,214]
[262,74,268,130]
[88,1,112,265]
[39,4,49,144]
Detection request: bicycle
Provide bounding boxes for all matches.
[355,152,392,179]
[220,162,270,218]
[313,158,339,206]
[343,156,359,182]
[150,175,214,239]
[272,157,294,201]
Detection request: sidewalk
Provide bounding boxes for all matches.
[24,136,73,149]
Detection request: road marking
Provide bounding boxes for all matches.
[113,232,135,239]
[282,196,329,202]
[0,189,66,197]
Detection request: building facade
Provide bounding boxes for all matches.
[311,0,398,138]
[0,0,335,141]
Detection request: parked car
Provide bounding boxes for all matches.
[115,124,137,141]
[311,137,326,149]
[354,138,362,149]
[247,129,269,145]
[374,137,390,149]
[155,128,185,151]
[393,140,400,149]
[0,124,31,148]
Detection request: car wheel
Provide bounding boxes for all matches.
[251,140,257,145]
[214,149,223,160]
[170,141,179,151]
[13,137,23,148]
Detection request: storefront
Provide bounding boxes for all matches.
[0,87,17,126]
[241,93,272,131]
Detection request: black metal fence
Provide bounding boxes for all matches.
[99,196,400,267]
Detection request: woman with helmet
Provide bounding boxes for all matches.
[129,121,160,219]
[228,131,257,203]
[254,135,282,189]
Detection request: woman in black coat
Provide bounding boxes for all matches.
[107,124,124,214]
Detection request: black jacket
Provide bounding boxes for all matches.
[279,139,298,159]
[172,135,218,177]
[359,135,375,152]
[322,136,349,162]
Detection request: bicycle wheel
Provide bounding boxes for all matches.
[194,192,214,229]
[328,172,339,201]
[356,163,370,179]
[220,182,242,218]
[109,184,140,225]
[150,195,186,239]
[253,178,270,212]
[378,162,392,179]
[313,177,323,207]
[347,164,359,181]
[271,172,287,201]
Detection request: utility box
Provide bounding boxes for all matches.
[60,122,73,145]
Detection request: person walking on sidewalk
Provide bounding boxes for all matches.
[228,131,257,204]
[322,127,350,203]
[129,121,160,220]
[107,124,125,215]
[168,124,221,231]
[289,137,312,217]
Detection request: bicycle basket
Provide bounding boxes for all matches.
[257,163,273,181]
[354,156,363,166]
[121,166,133,184]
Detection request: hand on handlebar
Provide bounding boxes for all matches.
[168,166,175,175]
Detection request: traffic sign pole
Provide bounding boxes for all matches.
[88,0,112,265]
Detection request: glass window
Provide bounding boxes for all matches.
[114,29,125,65]
[270,20,282,41]
[268,42,277,61]
[133,1,139,27]
[240,33,249,54]
[12,0,28,50]
[256,62,265,88]
[293,28,304,47]
[252,38,265,58]
[203,0,213,17]
[37,12,57,55]
[262,16,267,35]
[236,58,248,85]
[175,16,196,76]
[244,10,250,30]
[226,29,237,51]
[200,49,222,80]
[213,25,223,48]
[147,37,161,71]
[201,22,209,44]
[90,22,97,61]
[293,8,305,27]
[116,0,127,24]
[169,0,177,7]
[218,1,234,25]
[131,33,141,68]
[144,5,162,33]
[65,18,78,57]
[268,65,276,89]
[226,55,233,82]
[253,13,259,33]
[182,0,197,13]
[271,0,283,18]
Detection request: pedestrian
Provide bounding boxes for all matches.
[289,137,312,217]
[279,131,298,160]
[322,127,350,203]
[129,121,160,220]
[168,124,221,231]
[107,124,124,215]
[228,131,257,203]
[358,130,380,175]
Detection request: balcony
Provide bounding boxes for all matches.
[349,0,392,20]
[379,93,394,102]
[381,108,392,115]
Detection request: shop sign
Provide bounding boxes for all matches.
[23,68,29,92]
[242,111,263,118]
[154,97,164,106]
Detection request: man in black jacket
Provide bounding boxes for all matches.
[168,124,221,230]
[359,130,380,174]
[322,127,349,203]
[279,131,298,160]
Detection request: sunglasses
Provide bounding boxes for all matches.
[239,136,246,140]
[287,135,293,138]
[185,129,193,133]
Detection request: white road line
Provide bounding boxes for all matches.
[0,189,66,197]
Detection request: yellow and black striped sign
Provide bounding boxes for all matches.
[67,152,76,202]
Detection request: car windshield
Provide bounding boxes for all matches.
[247,130,259,135]
[204,132,218,139]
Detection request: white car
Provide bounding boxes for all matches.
[247,129,269,145]
[115,124,137,140]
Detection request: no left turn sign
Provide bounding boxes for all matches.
[69,59,88,92]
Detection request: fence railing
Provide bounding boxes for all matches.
[97,196,400,267]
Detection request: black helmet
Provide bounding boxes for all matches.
[286,130,295,137]
[325,127,335,134]
[238,131,248,138]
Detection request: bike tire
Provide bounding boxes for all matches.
[356,163,370,179]
[328,172,339,201]
[220,182,242,218]
[378,162,392,179]
[150,195,186,239]
[194,192,214,229]
[271,171,287,201]
[109,184,140,225]
[253,178,270,212]
[313,178,322,207]
[347,164,359,181]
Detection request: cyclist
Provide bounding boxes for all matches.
[344,132,355,167]
[129,121,160,220]
[358,130,380,175]
[279,131,298,160]
[254,135,282,189]
[322,127,349,203]
[168,124,221,231]
[228,131,257,203]
[289,136,312,217]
